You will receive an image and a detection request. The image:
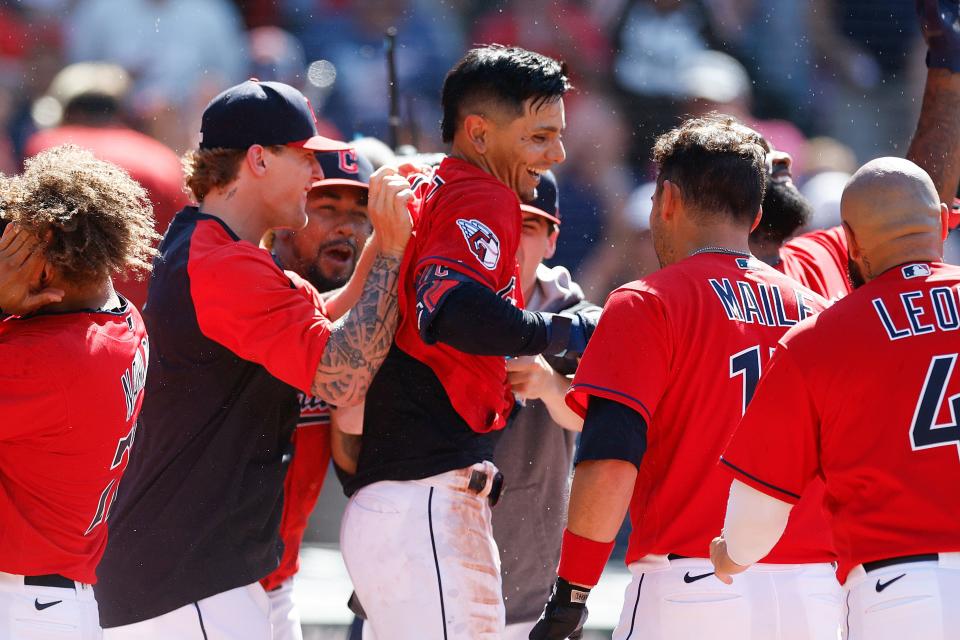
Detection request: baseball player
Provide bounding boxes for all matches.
[338,46,596,640]
[93,80,413,638]
[531,115,838,640]
[495,170,601,640]
[0,145,154,639]
[261,147,375,640]
[711,157,960,639]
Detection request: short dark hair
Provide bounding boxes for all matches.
[441,45,571,143]
[752,175,812,245]
[652,114,767,224]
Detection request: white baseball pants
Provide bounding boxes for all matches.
[842,552,960,640]
[340,462,505,640]
[102,582,271,639]
[266,578,303,640]
[0,572,101,640]
[612,555,841,640]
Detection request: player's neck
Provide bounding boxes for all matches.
[41,277,119,314]
[683,225,753,259]
[200,185,270,245]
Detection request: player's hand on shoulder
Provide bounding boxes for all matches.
[367,166,414,258]
[709,536,748,585]
[529,578,589,640]
[0,223,64,316]
[506,355,559,401]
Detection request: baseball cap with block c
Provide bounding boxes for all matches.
[520,170,561,225]
[314,149,374,190]
[199,79,349,152]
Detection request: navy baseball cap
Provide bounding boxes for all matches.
[199,79,349,151]
[520,170,560,225]
[314,149,374,190]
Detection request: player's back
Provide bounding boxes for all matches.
[0,300,148,583]
[604,253,831,563]
[778,226,852,301]
[781,261,960,581]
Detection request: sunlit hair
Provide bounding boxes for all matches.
[2,144,158,284]
[652,114,768,224]
[182,145,289,202]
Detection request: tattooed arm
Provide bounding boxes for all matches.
[312,251,401,405]
[311,167,413,406]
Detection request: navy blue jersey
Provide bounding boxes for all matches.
[95,207,332,627]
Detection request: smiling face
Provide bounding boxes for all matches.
[263,146,324,231]
[274,184,372,292]
[516,211,558,298]
[482,97,567,202]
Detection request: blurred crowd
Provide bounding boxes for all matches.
[2,0,955,304]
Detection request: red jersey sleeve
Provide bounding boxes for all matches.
[188,242,332,395]
[566,287,672,423]
[721,345,821,505]
[415,185,519,290]
[0,342,65,441]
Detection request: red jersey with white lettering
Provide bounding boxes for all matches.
[395,156,523,432]
[567,253,835,564]
[0,298,148,583]
[723,261,960,583]
[777,226,851,301]
[260,394,331,591]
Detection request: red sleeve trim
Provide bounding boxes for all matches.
[720,457,802,505]
[566,382,652,423]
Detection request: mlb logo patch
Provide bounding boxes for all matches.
[902,264,931,279]
[456,218,501,270]
[736,258,750,269]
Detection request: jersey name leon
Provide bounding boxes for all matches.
[709,278,818,327]
[873,283,960,341]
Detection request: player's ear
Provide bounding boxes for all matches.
[463,114,487,154]
[661,180,681,220]
[246,145,269,176]
[545,225,559,260]
[940,202,949,242]
[841,220,862,259]
[750,207,762,233]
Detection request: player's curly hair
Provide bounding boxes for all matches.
[2,144,158,285]
[652,114,768,224]
[181,147,246,202]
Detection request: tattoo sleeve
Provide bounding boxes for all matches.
[312,252,402,406]
[907,69,960,204]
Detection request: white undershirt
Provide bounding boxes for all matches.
[722,479,793,566]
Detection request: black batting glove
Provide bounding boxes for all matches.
[529,577,590,640]
[917,0,960,72]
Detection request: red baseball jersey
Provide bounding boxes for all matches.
[0,299,148,583]
[260,394,332,591]
[567,253,835,564]
[394,156,523,432]
[723,261,960,583]
[777,226,852,301]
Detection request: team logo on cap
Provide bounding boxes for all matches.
[902,264,931,279]
[338,149,359,174]
[456,218,500,270]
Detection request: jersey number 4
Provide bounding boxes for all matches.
[730,345,777,416]
[910,353,960,457]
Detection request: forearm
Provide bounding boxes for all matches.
[312,252,401,406]
[330,423,362,475]
[540,373,583,431]
[567,459,637,542]
[907,69,960,204]
[721,479,793,566]
[323,235,379,321]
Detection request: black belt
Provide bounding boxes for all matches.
[667,554,690,561]
[467,469,504,507]
[24,574,75,589]
[863,553,939,573]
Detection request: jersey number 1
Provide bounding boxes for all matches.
[730,345,777,416]
[910,353,960,455]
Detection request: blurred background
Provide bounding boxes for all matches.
[3,1,955,635]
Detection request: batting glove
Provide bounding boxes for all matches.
[529,578,590,640]
[917,0,960,72]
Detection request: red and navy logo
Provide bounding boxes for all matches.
[338,149,359,174]
[456,218,501,270]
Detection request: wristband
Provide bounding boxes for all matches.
[557,528,616,588]
[550,577,591,609]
